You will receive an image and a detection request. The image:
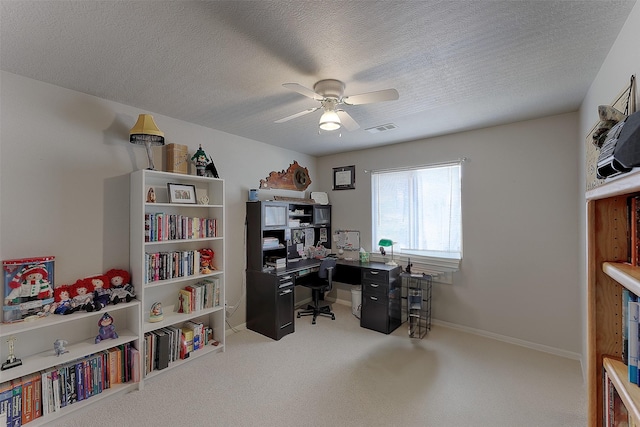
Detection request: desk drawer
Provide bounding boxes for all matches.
[362,281,388,296]
[362,268,389,283]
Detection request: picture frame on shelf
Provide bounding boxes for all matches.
[167,183,197,204]
[333,165,355,190]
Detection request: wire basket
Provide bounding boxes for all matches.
[401,273,432,339]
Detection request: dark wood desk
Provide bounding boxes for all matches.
[246,259,402,340]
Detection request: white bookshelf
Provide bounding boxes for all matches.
[129,169,225,385]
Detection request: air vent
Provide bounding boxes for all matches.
[365,123,398,134]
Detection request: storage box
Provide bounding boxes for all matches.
[165,143,189,174]
[3,256,55,323]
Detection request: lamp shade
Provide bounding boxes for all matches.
[129,114,165,146]
[378,239,393,247]
[319,110,341,131]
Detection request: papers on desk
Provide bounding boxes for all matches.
[263,237,281,249]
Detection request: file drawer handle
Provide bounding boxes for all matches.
[369,283,379,288]
[370,270,380,275]
[279,282,294,288]
[279,289,293,296]
[370,296,378,301]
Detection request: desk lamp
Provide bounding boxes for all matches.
[378,239,397,266]
[130,114,165,170]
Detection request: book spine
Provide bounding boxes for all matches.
[630,300,639,384]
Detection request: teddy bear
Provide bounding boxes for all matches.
[105,268,135,304]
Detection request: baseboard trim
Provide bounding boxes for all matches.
[231,298,581,362]
[433,319,582,361]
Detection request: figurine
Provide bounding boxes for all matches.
[205,160,219,179]
[1,336,22,370]
[54,339,69,356]
[191,144,211,177]
[105,269,135,304]
[149,301,163,323]
[95,312,118,343]
[147,187,156,203]
[49,285,75,315]
[199,248,215,274]
[4,264,53,305]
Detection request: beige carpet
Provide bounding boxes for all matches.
[54,303,586,426]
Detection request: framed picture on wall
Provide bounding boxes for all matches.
[167,183,197,204]
[333,165,355,190]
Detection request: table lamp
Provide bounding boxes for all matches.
[378,239,397,266]
[130,114,165,170]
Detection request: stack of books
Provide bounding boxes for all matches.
[265,257,286,269]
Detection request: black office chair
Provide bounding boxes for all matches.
[297,257,337,324]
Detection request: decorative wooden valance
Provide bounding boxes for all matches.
[259,161,311,191]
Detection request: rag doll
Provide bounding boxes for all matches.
[86,274,110,309]
[69,279,98,312]
[105,268,135,304]
[49,284,75,315]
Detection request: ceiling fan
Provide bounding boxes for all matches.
[274,79,399,132]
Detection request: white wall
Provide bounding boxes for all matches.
[318,112,582,355]
[579,1,640,375]
[0,71,318,327]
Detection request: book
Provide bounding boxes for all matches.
[130,347,141,383]
[153,330,171,370]
[10,378,23,425]
[182,328,194,355]
[178,289,192,314]
[629,300,640,384]
[21,374,34,424]
[0,381,12,427]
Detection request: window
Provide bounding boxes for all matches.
[371,162,462,264]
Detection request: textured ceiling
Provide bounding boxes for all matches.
[1,1,636,156]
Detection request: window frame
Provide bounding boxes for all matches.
[370,161,462,273]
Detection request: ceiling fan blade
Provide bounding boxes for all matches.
[343,88,399,105]
[336,110,360,131]
[282,83,323,100]
[274,107,319,123]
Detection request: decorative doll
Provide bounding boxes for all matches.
[53,339,69,356]
[86,274,110,309]
[95,312,118,343]
[105,269,135,304]
[191,144,210,177]
[50,285,75,315]
[198,248,215,274]
[4,264,53,305]
[70,279,98,312]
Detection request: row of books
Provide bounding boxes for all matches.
[144,249,201,284]
[143,321,214,375]
[145,213,218,242]
[177,278,221,314]
[604,368,635,426]
[628,195,640,266]
[0,343,139,426]
[624,289,640,387]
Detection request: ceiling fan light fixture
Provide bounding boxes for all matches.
[319,110,341,131]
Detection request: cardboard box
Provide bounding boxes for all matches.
[165,143,189,174]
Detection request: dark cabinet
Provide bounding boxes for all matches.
[246,270,295,340]
[360,265,402,334]
[246,201,331,340]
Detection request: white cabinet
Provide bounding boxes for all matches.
[130,170,225,382]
